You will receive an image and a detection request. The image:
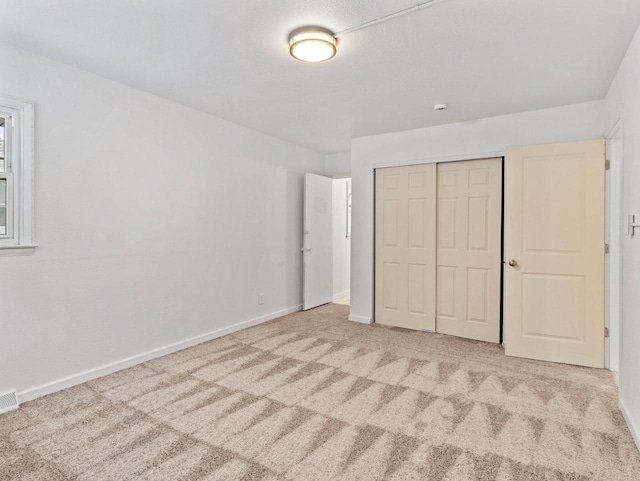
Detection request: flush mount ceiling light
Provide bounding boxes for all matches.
[287,1,448,64]
[289,29,337,63]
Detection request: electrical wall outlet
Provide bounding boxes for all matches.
[258,293,264,305]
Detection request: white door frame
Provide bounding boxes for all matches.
[605,119,623,374]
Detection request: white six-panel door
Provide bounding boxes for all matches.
[436,158,503,343]
[375,164,437,330]
[504,141,605,368]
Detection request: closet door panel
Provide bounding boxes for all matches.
[436,158,502,343]
[375,164,436,331]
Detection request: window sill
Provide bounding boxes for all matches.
[0,245,38,256]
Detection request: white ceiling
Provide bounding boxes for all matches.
[1,1,639,153]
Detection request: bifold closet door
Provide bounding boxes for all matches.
[375,164,437,331]
[504,140,605,368]
[436,158,503,343]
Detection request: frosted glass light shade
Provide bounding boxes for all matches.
[289,30,337,63]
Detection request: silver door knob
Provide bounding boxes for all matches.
[508,259,518,267]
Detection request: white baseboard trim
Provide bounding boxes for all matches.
[620,397,640,453]
[348,314,372,324]
[17,304,302,404]
[333,290,350,300]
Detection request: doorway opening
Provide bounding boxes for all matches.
[302,173,351,310]
[332,178,351,306]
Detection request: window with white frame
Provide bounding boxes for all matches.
[0,96,35,253]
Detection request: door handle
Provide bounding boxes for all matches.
[508,259,518,267]
[301,248,312,253]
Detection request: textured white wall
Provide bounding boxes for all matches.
[324,152,351,178]
[349,100,605,324]
[0,43,324,397]
[604,24,640,449]
[332,178,350,298]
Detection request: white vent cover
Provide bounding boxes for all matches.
[0,390,19,415]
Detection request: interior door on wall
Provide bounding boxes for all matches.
[303,173,333,310]
[504,140,605,368]
[436,158,503,343]
[375,164,437,330]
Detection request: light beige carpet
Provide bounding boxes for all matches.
[2,304,639,480]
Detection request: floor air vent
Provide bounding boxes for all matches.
[0,390,19,415]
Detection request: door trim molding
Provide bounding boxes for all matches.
[372,151,504,170]
[605,118,623,373]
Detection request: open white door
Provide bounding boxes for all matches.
[303,173,333,310]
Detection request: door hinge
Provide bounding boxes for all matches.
[605,243,610,254]
[605,159,611,170]
[605,327,610,338]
